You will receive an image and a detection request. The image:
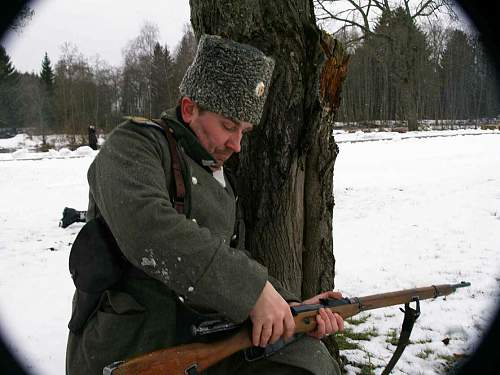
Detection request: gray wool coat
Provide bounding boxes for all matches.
[65,108,339,375]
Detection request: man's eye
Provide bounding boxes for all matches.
[223,123,237,131]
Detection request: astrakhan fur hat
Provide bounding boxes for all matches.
[179,34,275,126]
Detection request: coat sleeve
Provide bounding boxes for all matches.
[88,122,268,322]
[268,276,301,303]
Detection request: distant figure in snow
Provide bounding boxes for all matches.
[88,125,97,150]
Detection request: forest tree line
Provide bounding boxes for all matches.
[0,23,196,136]
[314,1,500,130]
[335,12,500,128]
[1,13,500,136]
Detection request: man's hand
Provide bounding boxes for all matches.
[249,281,295,347]
[294,291,345,340]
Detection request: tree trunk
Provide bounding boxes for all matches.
[401,78,418,131]
[189,0,349,355]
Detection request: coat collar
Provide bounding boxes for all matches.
[160,107,216,169]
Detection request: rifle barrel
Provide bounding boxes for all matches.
[293,282,470,334]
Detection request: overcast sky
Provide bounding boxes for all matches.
[2,0,474,75]
[2,0,191,73]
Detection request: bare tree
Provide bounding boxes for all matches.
[121,22,160,118]
[54,43,96,141]
[314,1,454,130]
[314,0,456,43]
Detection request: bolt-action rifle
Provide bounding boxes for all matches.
[103,282,470,375]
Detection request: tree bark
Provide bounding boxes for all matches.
[401,78,419,131]
[189,0,349,354]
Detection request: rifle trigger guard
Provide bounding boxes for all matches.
[102,361,125,375]
[185,364,199,375]
[244,334,304,362]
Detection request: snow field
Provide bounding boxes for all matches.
[333,134,500,374]
[0,131,498,374]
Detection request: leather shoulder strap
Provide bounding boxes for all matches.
[154,118,186,215]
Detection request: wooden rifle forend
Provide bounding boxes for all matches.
[292,282,471,334]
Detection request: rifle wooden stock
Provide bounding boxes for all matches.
[106,282,470,375]
[110,328,252,375]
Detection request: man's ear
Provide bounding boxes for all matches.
[180,96,197,124]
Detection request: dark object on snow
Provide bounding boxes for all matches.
[59,207,87,228]
[0,127,18,139]
[88,125,98,150]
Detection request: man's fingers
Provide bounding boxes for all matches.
[322,290,343,300]
[315,312,326,338]
[320,308,334,334]
[252,323,263,346]
[334,313,344,332]
[307,308,346,340]
[260,324,273,347]
[302,290,344,305]
[283,313,296,340]
[249,281,295,346]
[269,319,283,344]
[327,309,339,333]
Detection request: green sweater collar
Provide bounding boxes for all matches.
[160,107,216,168]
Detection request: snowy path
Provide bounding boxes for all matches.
[0,132,499,374]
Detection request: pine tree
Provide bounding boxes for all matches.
[151,43,167,116]
[0,45,16,82]
[163,44,175,107]
[369,8,431,130]
[40,52,54,91]
[172,26,197,100]
[0,45,20,127]
[39,52,56,135]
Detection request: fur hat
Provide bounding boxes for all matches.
[179,34,275,126]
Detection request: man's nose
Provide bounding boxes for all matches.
[226,131,243,153]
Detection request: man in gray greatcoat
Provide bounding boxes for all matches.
[66,34,343,375]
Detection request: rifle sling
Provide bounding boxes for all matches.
[154,118,186,215]
[381,299,420,375]
[122,120,188,282]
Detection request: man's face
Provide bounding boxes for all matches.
[181,98,253,169]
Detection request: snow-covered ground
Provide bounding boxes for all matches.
[0,133,105,159]
[333,128,500,144]
[0,130,499,374]
[333,131,500,374]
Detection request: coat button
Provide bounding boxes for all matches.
[192,177,198,185]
